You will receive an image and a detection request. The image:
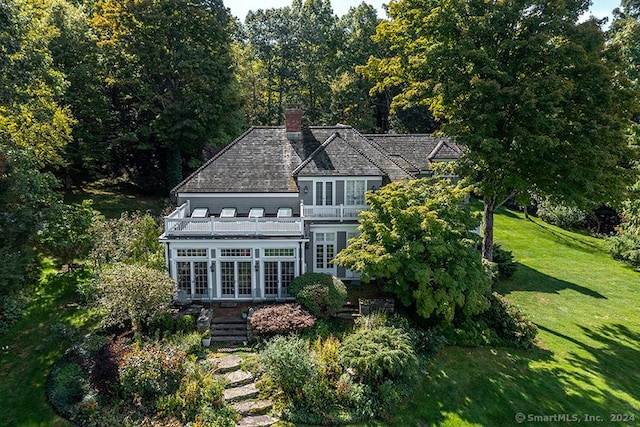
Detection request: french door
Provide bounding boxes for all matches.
[264,260,295,298]
[176,261,209,298]
[314,232,336,275]
[220,261,252,298]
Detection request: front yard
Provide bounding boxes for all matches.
[0,208,638,426]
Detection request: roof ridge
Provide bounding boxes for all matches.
[171,127,255,195]
[339,132,389,177]
[353,128,414,177]
[291,132,340,176]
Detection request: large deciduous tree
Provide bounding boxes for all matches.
[91,0,244,192]
[363,0,635,260]
[334,178,490,324]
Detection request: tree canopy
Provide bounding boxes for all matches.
[334,178,490,323]
[362,0,636,260]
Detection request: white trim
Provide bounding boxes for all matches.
[177,192,298,199]
[309,224,358,233]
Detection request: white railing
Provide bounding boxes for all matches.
[302,204,368,221]
[164,213,304,237]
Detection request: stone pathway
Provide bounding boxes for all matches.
[213,353,278,427]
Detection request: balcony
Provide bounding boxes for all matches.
[164,203,304,237]
[303,204,368,221]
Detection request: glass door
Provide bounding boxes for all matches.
[220,261,252,298]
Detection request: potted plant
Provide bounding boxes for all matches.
[201,330,211,347]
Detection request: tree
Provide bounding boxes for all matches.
[334,178,490,323]
[95,263,175,331]
[38,200,101,267]
[91,0,244,192]
[362,0,635,260]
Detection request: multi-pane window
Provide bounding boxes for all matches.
[264,248,295,257]
[264,262,279,297]
[281,261,295,296]
[220,249,251,257]
[177,261,191,294]
[346,180,366,205]
[315,181,333,205]
[237,262,252,297]
[315,233,335,270]
[177,249,207,257]
[221,261,235,297]
[194,262,208,296]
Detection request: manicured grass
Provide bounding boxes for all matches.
[392,209,640,426]
[63,179,166,219]
[0,263,96,427]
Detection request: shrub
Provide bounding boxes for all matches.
[260,335,318,400]
[157,358,228,424]
[339,326,418,385]
[537,198,587,229]
[289,273,347,318]
[91,335,129,396]
[119,342,186,400]
[608,232,640,268]
[386,314,447,358]
[313,335,342,381]
[249,303,315,337]
[482,292,538,349]
[170,331,203,355]
[48,361,88,417]
[176,314,195,334]
[148,310,175,337]
[492,244,517,279]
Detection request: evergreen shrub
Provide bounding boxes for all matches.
[289,273,347,318]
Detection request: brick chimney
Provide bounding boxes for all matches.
[284,108,303,141]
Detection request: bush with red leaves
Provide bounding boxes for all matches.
[249,303,316,337]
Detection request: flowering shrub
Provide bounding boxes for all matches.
[249,303,315,337]
[118,343,186,400]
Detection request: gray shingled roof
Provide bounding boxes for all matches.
[365,134,461,172]
[172,127,457,194]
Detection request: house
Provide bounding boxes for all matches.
[160,109,461,302]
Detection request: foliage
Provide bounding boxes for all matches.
[157,358,231,425]
[481,293,538,349]
[537,198,588,230]
[48,361,88,417]
[289,273,347,318]
[608,232,640,267]
[95,263,175,332]
[118,342,186,401]
[492,244,517,280]
[176,314,195,334]
[386,314,447,358]
[363,0,635,261]
[249,303,316,337]
[339,326,418,385]
[37,200,101,266]
[90,335,129,397]
[148,311,175,338]
[91,0,243,192]
[89,211,165,270]
[260,335,318,400]
[334,178,490,323]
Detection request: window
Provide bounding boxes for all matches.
[248,208,264,218]
[264,260,295,297]
[277,207,293,218]
[220,248,251,257]
[264,248,295,257]
[176,249,207,257]
[315,232,335,271]
[220,207,237,218]
[346,180,366,205]
[315,181,333,205]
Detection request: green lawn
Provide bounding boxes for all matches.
[2,208,639,426]
[392,209,640,426]
[0,264,95,427]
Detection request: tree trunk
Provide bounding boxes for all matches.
[482,198,496,262]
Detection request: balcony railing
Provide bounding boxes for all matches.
[303,204,367,221]
[164,203,304,237]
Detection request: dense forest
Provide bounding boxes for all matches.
[1,0,640,330]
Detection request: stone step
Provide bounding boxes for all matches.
[232,399,273,416]
[236,414,278,427]
[212,316,246,324]
[213,354,242,373]
[223,383,259,402]
[212,327,248,334]
[225,369,253,387]
[211,335,248,343]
